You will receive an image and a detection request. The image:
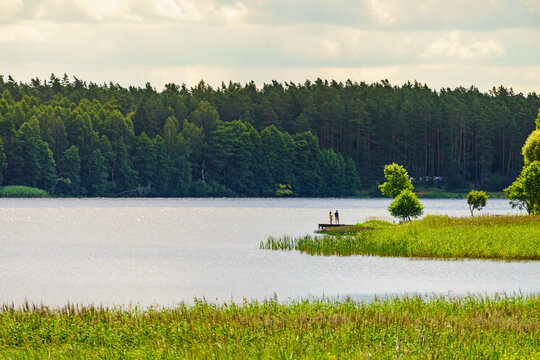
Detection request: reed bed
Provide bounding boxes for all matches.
[0,296,538,359]
[0,185,48,198]
[261,215,540,260]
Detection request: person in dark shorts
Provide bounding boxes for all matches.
[334,210,339,224]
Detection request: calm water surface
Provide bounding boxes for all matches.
[0,198,538,306]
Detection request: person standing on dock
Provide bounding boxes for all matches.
[329,211,333,224]
[335,210,339,224]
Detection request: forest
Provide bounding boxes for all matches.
[0,74,538,197]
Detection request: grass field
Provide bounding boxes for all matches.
[0,296,538,359]
[261,215,540,260]
[0,185,48,198]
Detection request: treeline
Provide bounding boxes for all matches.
[0,74,538,197]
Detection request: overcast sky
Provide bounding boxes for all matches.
[1,0,539,92]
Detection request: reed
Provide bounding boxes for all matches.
[0,185,48,198]
[0,296,537,358]
[262,215,540,260]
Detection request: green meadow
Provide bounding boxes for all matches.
[261,215,540,260]
[0,296,538,359]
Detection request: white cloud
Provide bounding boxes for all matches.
[0,0,538,94]
[421,32,505,60]
[152,0,202,22]
[73,0,131,21]
[222,2,248,22]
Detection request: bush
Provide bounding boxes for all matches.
[0,185,48,198]
[466,190,488,216]
[388,189,424,222]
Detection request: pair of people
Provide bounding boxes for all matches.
[329,210,339,224]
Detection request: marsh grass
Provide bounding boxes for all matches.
[0,185,48,198]
[0,296,537,359]
[262,215,540,259]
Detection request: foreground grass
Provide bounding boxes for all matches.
[262,215,540,260]
[0,185,48,198]
[0,296,538,359]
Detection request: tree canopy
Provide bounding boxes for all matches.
[379,163,413,198]
[0,75,539,197]
[466,190,488,216]
[388,189,424,222]
[504,161,540,215]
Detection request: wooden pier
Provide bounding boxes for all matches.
[318,224,352,229]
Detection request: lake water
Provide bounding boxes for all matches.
[0,198,538,307]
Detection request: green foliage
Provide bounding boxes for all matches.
[388,189,424,221]
[263,215,540,260]
[379,163,413,198]
[504,161,540,215]
[0,185,48,198]
[0,138,6,185]
[0,77,539,197]
[466,190,488,216]
[85,149,108,196]
[57,145,81,195]
[522,129,540,165]
[275,184,293,196]
[0,296,538,359]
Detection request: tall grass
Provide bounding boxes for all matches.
[0,296,537,358]
[261,215,540,260]
[0,185,48,198]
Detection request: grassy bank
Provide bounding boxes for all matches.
[0,296,538,359]
[0,185,48,198]
[262,215,540,260]
[415,188,506,199]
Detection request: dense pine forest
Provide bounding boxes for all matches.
[0,74,538,197]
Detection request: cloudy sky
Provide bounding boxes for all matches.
[1,0,539,92]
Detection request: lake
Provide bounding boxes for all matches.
[0,198,538,306]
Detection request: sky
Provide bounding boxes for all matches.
[1,0,539,92]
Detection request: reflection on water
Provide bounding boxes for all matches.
[0,198,537,306]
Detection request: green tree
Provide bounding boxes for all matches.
[85,149,108,196]
[318,149,346,196]
[57,145,81,195]
[152,135,172,196]
[522,130,540,165]
[466,190,488,216]
[0,138,6,185]
[292,131,321,196]
[190,101,221,137]
[168,134,192,196]
[379,163,414,198]
[133,132,155,188]
[38,142,57,192]
[344,158,361,195]
[207,120,255,195]
[504,161,540,215]
[388,189,424,222]
[181,119,206,181]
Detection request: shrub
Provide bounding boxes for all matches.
[388,189,424,222]
[466,190,488,216]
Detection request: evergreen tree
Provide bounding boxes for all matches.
[57,145,81,195]
[85,149,108,196]
[0,138,6,185]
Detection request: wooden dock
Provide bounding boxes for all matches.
[318,223,352,229]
